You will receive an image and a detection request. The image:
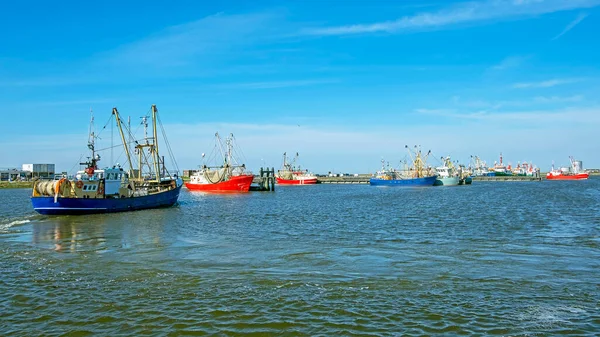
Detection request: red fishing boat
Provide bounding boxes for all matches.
[275,152,317,185]
[185,133,254,192]
[546,156,589,180]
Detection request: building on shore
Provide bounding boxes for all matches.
[22,163,55,179]
[183,170,198,178]
[0,168,27,181]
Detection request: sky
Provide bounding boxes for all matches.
[1,0,599,174]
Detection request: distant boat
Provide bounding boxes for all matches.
[275,152,317,185]
[460,176,473,185]
[370,145,437,187]
[185,133,254,192]
[512,161,536,176]
[546,156,589,180]
[489,152,511,176]
[470,155,494,177]
[31,105,183,215]
[434,156,460,186]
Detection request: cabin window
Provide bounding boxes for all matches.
[83,185,88,191]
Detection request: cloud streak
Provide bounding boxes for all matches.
[490,55,531,71]
[303,0,600,36]
[512,78,582,89]
[211,79,339,90]
[102,11,285,70]
[414,106,600,123]
[552,12,589,40]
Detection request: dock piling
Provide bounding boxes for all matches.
[250,167,276,191]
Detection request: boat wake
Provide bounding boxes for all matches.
[1,220,30,232]
[0,216,35,232]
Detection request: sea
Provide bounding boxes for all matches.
[1,180,599,336]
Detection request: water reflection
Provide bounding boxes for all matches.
[31,216,109,253]
[27,209,176,255]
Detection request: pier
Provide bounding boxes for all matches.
[250,167,276,191]
[472,176,542,182]
[317,176,370,184]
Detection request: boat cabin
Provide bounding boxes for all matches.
[436,166,451,178]
[75,167,130,197]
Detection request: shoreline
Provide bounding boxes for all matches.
[0,181,33,189]
[3,172,597,189]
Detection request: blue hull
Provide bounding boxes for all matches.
[31,185,182,215]
[370,176,437,187]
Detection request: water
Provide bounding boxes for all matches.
[1,180,599,336]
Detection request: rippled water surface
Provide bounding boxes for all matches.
[1,180,600,336]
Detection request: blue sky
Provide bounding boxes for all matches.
[1,0,599,174]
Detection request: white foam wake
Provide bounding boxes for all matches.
[0,219,31,232]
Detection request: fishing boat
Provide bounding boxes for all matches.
[370,145,437,187]
[512,161,536,176]
[31,105,183,215]
[489,153,511,176]
[470,155,494,177]
[457,164,473,185]
[546,157,589,180]
[185,133,254,192]
[275,152,317,185]
[434,156,460,186]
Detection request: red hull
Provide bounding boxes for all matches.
[185,175,254,192]
[546,173,589,180]
[276,177,318,185]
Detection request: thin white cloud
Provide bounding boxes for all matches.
[414,108,456,114]
[451,95,585,108]
[3,111,600,173]
[552,12,589,40]
[533,95,584,103]
[512,78,582,89]
[211,79,339,90]
[490,55,531,70]
[414,106,600,123]
[304,0,600,36]
[103,11,284,69]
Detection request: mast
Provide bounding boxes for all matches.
[80,108,100,171]
[112,108,134,174]
[227,133,233,166]
[151,104,161,182]
[88,108,95,164]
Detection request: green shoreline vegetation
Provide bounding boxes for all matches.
[0,181,34,189]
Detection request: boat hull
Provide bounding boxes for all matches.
[459,176,473,185]
[276,177,318,185]
[31,185,182,215]
[546,173,589,180]
[370,176,437,187]
[185,175,254,192]
[434,176,460,186]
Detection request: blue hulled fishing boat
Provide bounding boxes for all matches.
[370,145,437,187]
[31,105,183,215]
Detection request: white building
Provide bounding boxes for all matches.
[22,164,55,178]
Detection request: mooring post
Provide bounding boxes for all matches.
[271,167,275,191]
